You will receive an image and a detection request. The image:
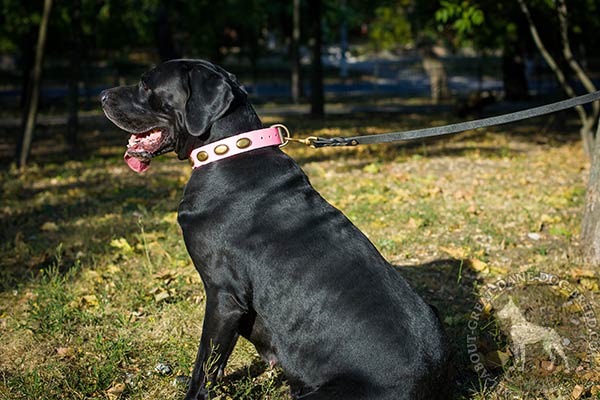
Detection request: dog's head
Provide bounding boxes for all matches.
[100,59,245,173]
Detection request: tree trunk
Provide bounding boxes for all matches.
[517,0,600,265]
[290,0,301,104]
[502,43,529,101]
[420,47,449,104]
[308,0,324,117]
[67,0,82,153]
[157,4,180,61]
[19,28,36,123]
[15,0,52,169]
[517,0,595,156]
[581,126,600,266]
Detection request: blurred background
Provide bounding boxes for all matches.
[2,0,600,168]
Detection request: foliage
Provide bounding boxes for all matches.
[0,0,42,52]
[435,1,484,41]
[369,4,413,51]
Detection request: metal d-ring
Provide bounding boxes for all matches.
[271,124,291,148]
[271,124,318,148]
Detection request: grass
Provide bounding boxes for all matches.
[1,105,599,399]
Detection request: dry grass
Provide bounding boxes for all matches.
[0,108,599,399]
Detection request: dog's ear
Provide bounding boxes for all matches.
[184,65,235,136]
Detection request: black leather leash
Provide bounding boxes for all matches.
[284,90,600,148]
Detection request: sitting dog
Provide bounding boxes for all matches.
[101,59,452,400]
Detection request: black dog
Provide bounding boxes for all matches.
[101,59,452,400]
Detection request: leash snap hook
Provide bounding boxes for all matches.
[272,124,318,148]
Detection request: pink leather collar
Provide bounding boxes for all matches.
[189,126,284,169]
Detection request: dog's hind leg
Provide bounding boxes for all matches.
[184,291,246,400]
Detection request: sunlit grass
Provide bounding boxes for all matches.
[1,110,598,399]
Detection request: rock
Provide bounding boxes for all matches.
[155,363,173,375]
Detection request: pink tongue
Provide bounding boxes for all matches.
[124,153,151,173]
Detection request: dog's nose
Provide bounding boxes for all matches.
[100,90,110,104]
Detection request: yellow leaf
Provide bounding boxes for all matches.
[440,246,467,259]
[571,268,597,278]
[107,382,126,399]
[82,295,99,307]
[483,350,510,369]
[469,258,489,273]
[106,264,121,274]
[363,163,380,174]
[110,238,133,253]
[571,384,584,400]
[41,222,58,232]
[580,278,599,292]
[154,291,171,303]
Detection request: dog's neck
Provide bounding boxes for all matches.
[208,101,263,143]
[177,101,263,160]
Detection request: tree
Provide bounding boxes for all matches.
[290,0,302,104]
[436,0,530,101]
[66,0,82,152]
[582,131,600,266]
[369,1,452,103]
[512,0,600,266]
[517,0,597,157]
[309,0,324,116]
[15,0,52,169]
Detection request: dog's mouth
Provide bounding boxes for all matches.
[124,127,170,173]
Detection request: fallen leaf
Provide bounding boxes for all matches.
[579,278,599,292]
[362,163,380,174]
[467,204,480,215]
[41,222,59,232]
[105,264,121,275]
[154,271,175,283]
[570,268,596,278]
[440,246,467,259]
[407,217,424,229]
[81,295,99,307]
[110,238,133,253]
[540,360,556,373]
[154,291,171,303]
[107,382,126,399]
[56,347,74,357]
[469,258,489,273]
[483,350,510,369]
[571,384,584,399]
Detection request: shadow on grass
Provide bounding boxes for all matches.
[395,259,506,399]
[0,165,183,292]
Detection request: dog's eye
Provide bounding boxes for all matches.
[140,81,150,92]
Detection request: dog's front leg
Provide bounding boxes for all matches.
[184,291,244,400]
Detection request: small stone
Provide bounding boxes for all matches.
[527,232,541,241]
[155,363,172,375]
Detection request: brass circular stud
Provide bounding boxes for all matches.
[195,151,209,162]
[214,144,229,155]
[236,138,252,149]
